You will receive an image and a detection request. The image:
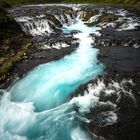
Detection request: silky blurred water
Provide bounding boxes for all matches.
[0,19,104,140]
[10,19,103,112]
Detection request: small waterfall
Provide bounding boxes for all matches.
[17,18,54,36]
[0,16,112,140]
[9,20,104,112]
[77,11,86,20]
[13,4,140,37]
[15,9,76,36]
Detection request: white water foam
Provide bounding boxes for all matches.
[0,78,135,140]
[1,4,137,140]
[0,17,104,140]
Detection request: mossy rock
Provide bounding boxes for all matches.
[0,61,12,74]
[83,11,95,21]
[0,43,32,81]
[97,13,118,23]
[47,15,63,28]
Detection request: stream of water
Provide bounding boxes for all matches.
[1,4,137,140]
[0,17,106,140]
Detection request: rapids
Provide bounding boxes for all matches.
[0,4,137,140]
[10,19,104,112]
[0,16,105,140]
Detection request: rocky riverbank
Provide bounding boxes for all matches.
[75,19,140,139]
[0,2,79,89]
[0,2,33,87]
[91,33,140,140]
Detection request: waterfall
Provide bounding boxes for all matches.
[15,12,76,36]
[9,19,104,112]
[0,14,107,140]
[0,4,137,140]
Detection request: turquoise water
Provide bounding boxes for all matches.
[0,19,104,140]
[10,20,104,112]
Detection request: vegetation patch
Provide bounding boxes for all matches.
[0,43,32,81]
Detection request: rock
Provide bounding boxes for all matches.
[98,13,118,23]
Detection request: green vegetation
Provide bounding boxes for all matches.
[0,43,32,81]
[0,1,33,83]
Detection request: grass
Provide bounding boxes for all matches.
[0,43,32,81]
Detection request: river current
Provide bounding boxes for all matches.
[0,17,105,140]
[1,4,137,140]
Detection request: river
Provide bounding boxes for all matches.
[0,4,139,140]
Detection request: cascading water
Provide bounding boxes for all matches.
[9,19,103,112]
[0,17,105,139]
[0,13,106,140]
[0,4,136,140]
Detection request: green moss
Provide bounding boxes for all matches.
[98,13,118,23]
[0,62,12,74]
[83,12,95,21]
[0,43,32,80]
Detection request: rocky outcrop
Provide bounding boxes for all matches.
[0,2,32,84]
